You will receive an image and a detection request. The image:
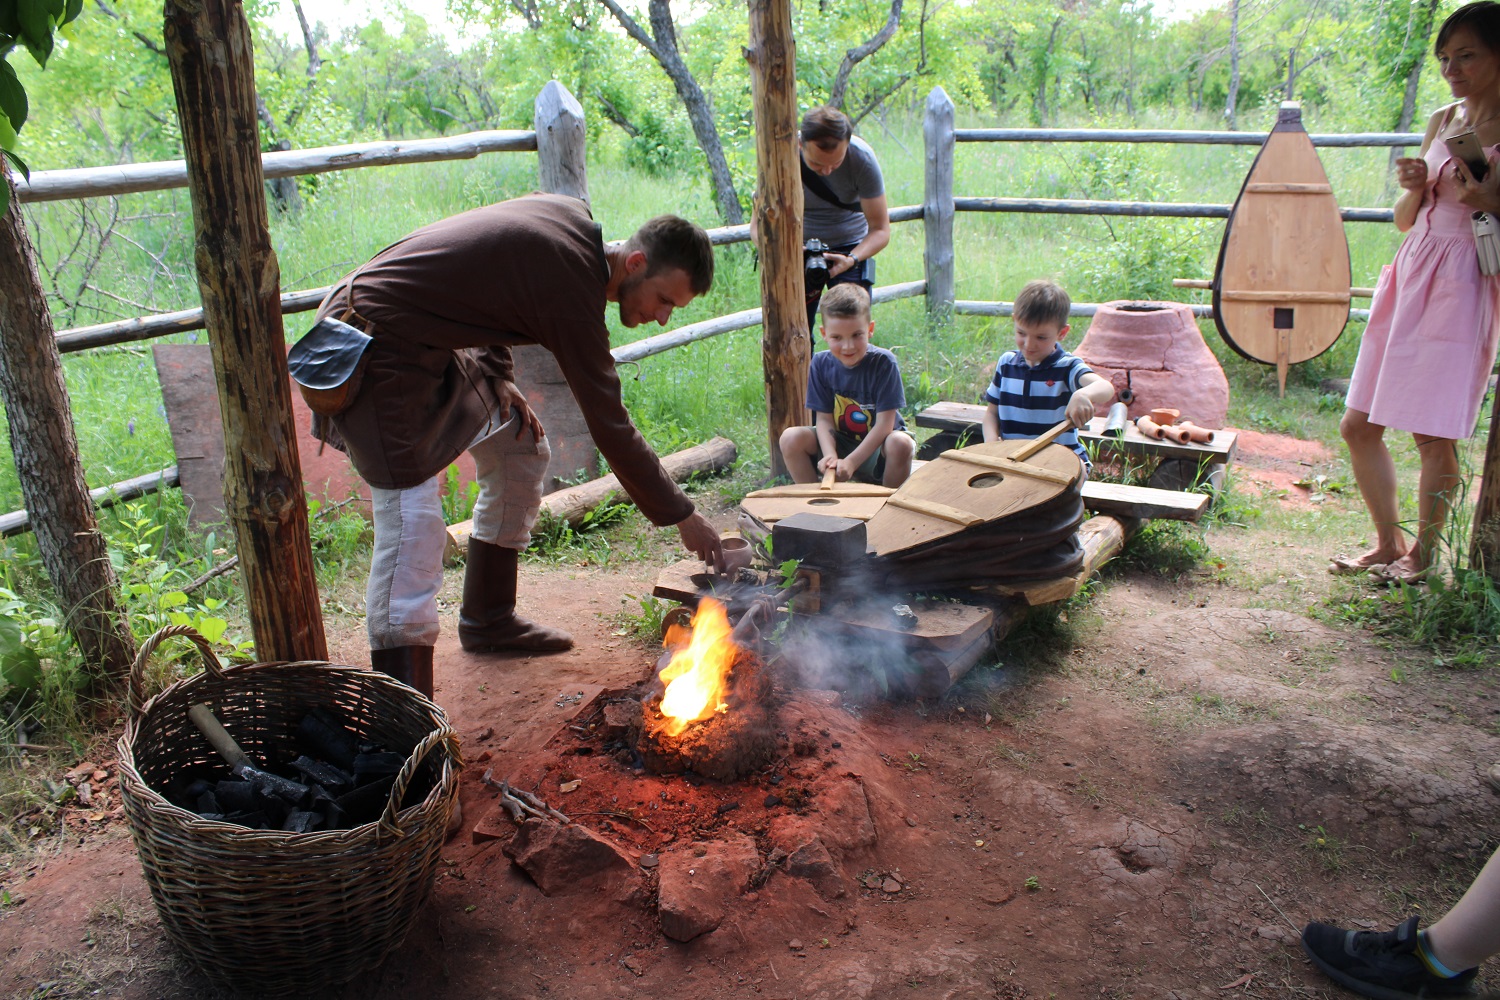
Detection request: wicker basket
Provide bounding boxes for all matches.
[117,625,461,996]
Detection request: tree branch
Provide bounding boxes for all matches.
[829,0,903,109]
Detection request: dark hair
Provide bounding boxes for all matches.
[1436,2,1500,57]
[625,215,715,294]
[1013,279,1071,328]
[800,106,853,151]
[820,282,871,323]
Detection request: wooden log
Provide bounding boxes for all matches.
[924,87,956,323]
[0,467,182,537]
[954,196,1393,224]
[534,82,587,204]
[447,437,737,551]
[0,166,138,684]
[166,0,326,661]
[56,287,330,354]
[953,299,1372,324]
[952,127,1421,147]
[747,0,806,480]
[1471,385,1500,580]
[1174,278,1374,298]
[14,130,536,203]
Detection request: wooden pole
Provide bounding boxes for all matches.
[924,87,955,325]
[1470,388,1500,579]
[164,0,326,661]
[534,82,588,204]
[747,0,805,479]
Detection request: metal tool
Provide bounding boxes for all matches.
[188,703,311,803]
[1103,402,1130,438]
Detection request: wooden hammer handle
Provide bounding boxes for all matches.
[1010,420,1073,462]
[820,467,837,490]
[188,702,252,771]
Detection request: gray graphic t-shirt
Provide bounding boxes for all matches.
[802,135,884,247]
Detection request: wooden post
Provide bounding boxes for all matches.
[747,0,806,479]
[164,0,327,661]
[1470,388,1500,579]
[924,87,956,325]
[534,81,588,203]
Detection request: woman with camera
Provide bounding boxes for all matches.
[1335,1,1500,586]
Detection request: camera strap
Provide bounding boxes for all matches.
[800,156,863,214]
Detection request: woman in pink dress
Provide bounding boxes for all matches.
[1336,1,1500,585]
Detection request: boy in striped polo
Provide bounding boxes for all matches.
[980,279,1114,472]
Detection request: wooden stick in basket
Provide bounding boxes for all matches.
[188,703,310,803]
[1010,419,1074,462]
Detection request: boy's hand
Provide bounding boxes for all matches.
[1065,390,1096,429]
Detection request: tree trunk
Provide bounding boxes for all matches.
[827,0,902,110]
[1471,387,1500,579]
[600,0,744,225]
[747,0,806,478]
[164,0,327,662]
[1390,0,1441,175]
[1225,0,1241,129]
[0,167,136,689]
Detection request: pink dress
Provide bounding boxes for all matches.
[1346,134,1500,439]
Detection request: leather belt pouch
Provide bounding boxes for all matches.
[287,316,372,417]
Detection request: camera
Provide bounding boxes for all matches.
[803,238,830,299]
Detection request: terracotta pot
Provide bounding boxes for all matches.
[719,536,753,575]
[1148,407,1180,426]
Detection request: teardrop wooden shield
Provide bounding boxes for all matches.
[1213,101,1351,394]
[861,439,1080,556]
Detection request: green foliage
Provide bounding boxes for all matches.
[441,464,480,526]
[527,494,634,560]
[1114,520,1210,578]
[613,592,672,643]
[0,601,41,693]
[0,0,86,211]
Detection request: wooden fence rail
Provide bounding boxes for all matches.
[953,128,1422,147]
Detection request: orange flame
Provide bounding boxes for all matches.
[658,598,738,736]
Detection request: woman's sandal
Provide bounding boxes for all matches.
[1370,563,1432,587]
[1328,554,1389,575]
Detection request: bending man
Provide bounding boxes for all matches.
[310,194,723,698]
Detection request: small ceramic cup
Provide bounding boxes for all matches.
[718,535,753,575]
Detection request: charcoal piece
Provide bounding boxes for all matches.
[167,776,217,811]
[194,790,222,814]
[215,779,260,813]
[296,710,360,770]
[313,793,348,830]
[335,774,398,826]
[220,810,271,829]
[352,751,405,785]
[291,755,354,794]
[281,809,322,833]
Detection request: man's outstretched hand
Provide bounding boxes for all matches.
[676,511,724,570]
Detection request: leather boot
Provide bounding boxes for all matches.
[370,646,434,699]
[459,539,573,652]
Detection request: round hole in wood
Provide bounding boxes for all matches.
[968,472,1005,489]
[808,498,839,506]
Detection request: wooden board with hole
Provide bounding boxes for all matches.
[861,439,1081,556]
[740,483,894,525]
[1213,101,1351,393]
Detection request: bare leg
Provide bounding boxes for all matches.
[1383,433,1460,576]
[1339,408,1409,566]
[882,431,915,488]
[1424,845,1500,972]
[779,425,820,484]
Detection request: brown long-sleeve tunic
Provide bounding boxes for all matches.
[315,193,694,527]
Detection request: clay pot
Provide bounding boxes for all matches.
[1074,301,1229,428]
[718,536,753,575]
[1148,407,1180,426]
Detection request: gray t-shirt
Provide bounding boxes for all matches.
[802,135,884,247]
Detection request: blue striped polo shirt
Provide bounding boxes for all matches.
[982,345,1093,462]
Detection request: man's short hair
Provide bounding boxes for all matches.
[1013,279,1070,329]
[625,215,715,294]
[800,106,853,151]
[820,283,871,323]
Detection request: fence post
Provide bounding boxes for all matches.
[535,81,588,203]
[924,86,955,325]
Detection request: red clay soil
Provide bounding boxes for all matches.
[4,515,1500,999]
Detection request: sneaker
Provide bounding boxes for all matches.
[1301,915,1478,1000]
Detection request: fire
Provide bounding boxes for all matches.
[658,598,738,736]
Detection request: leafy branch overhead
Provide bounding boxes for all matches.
[0,0,85,210]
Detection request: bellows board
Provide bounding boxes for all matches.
[1213,101,1351,395]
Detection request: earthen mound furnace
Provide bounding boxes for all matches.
[1074,301,1229,428]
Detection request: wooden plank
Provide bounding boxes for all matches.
[1243,182,1331,193]
[913,404,1238,465]
[1173,278,1374,298]
[744,484,895,498]
[1220,290,1351,304]
[1081,481,1209,521]
[886,495,986,527]
[739,494,889,523]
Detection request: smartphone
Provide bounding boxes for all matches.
[1448,129,1490,181]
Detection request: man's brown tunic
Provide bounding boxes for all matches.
[316,193,693,527]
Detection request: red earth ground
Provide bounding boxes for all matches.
[3,430,1498,1000]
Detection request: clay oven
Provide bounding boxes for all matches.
[1073,301,1229,428]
